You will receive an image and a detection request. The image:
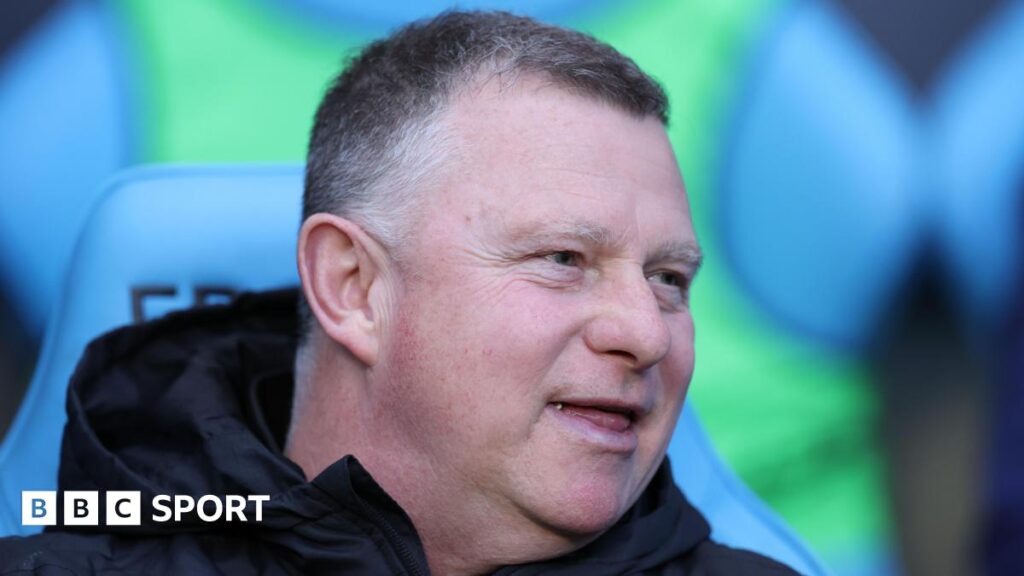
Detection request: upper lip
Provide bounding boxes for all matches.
[551,397,650,422]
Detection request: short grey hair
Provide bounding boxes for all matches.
[300,10,669,341]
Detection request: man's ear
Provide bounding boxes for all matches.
[298,213,389,366]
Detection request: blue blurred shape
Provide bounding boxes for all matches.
[932,0,1024,334]
[263,0,618,30]
[0,0,133,338]
[719,1,922,350]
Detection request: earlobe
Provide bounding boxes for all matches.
[298,214,381,365]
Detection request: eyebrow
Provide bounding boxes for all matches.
[503,219,703,273]
[649,239,703,275]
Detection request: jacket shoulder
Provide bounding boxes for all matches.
[677,541,803,575]
[0,532,112,575]
[0,531,296,576]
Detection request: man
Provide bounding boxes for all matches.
[1,11,797,575]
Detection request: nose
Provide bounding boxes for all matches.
[582,266,672,371]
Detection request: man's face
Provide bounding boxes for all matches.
[371,80,699,539]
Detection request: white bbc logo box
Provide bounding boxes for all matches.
[21,491,56,526]
[106,491,141,525]
[22,491,141,526]
[63,491,98,526]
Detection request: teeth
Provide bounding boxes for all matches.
[554,402,564,411]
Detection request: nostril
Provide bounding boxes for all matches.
[606,348,638,366]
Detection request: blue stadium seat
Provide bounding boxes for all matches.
[0,164,827,574]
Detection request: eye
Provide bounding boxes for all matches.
[647,271,691,305]
[647,271,683,287]
[544,251,582,267]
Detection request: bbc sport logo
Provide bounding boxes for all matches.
[22,491,270,526]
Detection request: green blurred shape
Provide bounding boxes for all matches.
[116,0,365,161]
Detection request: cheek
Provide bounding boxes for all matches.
[667,313,695,384]
[378,281,571,445]
[655,314,696,422]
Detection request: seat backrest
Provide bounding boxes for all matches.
[0,165,827,574]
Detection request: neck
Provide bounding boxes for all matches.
[284,341,364,480]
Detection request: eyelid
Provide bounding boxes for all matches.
[646,268,689,285]
[539,249,584,266]
[646,270,692,308]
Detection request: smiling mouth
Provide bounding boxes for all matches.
[553,402,634,432]
[548,402,639,452]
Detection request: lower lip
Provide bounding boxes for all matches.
[546,404,638,453]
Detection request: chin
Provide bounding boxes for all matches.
[538,474,634,536]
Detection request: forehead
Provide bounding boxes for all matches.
[431,78,696,255]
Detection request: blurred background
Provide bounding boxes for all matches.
[0,0,1021,574]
